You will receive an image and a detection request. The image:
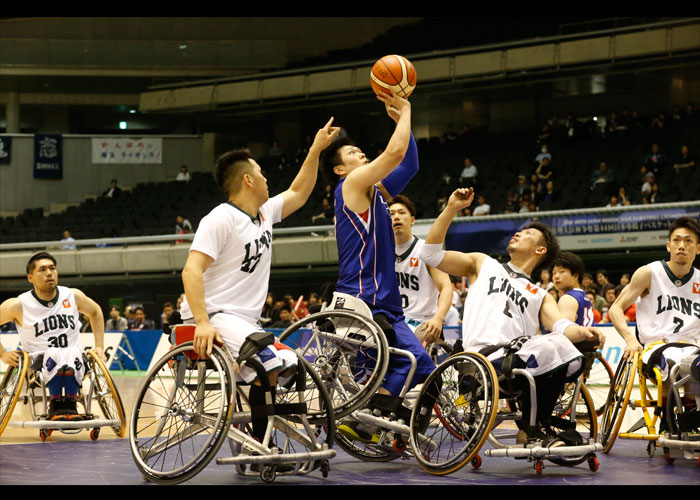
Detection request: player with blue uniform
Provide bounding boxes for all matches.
[320,92,434,443]
[552,251,595,327]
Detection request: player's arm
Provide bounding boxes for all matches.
[181,250,222,357]
[540,293,606,346]
[73,288,106,361]
[421,265,454,344]
[0,298,22,367]
[280,118,340,220]
[343,92,411,211]
[420,188,484,280]
[609,265,650,360]
[557,294,579,323]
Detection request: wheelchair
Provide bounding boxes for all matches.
[0,349,126,442]
[408,340,602,476]
[129,325,336,484]
[600,341,700,464]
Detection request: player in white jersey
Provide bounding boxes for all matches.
[180,118,339,442]
[608,216,700,384]
[420,188,604,438]
[0,252,106,419]
[389,194,453,345]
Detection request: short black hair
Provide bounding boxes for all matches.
[214,149,253,194]
[525,221,559,272]
[552,251,585,282]
[388,194,416,217]
[668,216,700,242]
[26,252,56,274]
[319,135,355,188]
[596,269,608,278]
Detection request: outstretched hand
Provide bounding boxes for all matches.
[376,90,410,123]
[447,188,475,212]
[313,117,341,150]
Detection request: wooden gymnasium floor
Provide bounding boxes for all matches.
[0,374,698,487]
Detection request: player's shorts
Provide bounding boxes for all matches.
[198,312,297,385]
[33,347,87,386]
[484,334,584,379]
[642,342,699,381]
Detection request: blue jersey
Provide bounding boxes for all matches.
[564,288,595,327]
[334,178,402,313]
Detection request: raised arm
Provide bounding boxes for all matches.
[608,265,650,360]
[420,188,484,280]
[343,92,411,210]
[421,265,455,344]
[73,288,106,361]
[281,117,340,220]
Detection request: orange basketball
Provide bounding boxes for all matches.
[370,54,417,99]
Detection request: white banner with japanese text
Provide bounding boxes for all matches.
[91,137,163,164]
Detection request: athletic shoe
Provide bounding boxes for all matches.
[337,421,380,444]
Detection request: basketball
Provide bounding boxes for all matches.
[370,54,417,99]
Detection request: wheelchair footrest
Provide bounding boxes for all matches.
[10,418,120,430]
[485,442,602,459]
[367,393,412,422]
[216,447,337,466]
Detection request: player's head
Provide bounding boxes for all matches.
[26,252,58,293]
[667,216,700,264]
[389,194,416,242]
[552,251,585,293]
[319,134,367,187]
[214,149,268,203]
[507,221,559,274]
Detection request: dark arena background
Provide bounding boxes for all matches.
[1,17,699,487]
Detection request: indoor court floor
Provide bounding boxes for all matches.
[1,375,698,487]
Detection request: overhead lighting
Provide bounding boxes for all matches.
[119,121,127,130]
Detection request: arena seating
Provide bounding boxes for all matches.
[0,116,697,244]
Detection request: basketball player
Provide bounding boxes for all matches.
[608,216,700,386]
[420,188,604,438]
[0,252,106,420]
[180,117,339,442]
[389,194,453,345]
[552,251,596,327]
[319,91,435,399]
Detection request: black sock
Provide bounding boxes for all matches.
[249,384,275,442]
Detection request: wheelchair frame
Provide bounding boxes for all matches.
[129,326,337,484]
[0,349,126,442]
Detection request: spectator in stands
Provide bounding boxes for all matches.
[269,306,294,329]
[672,145,696,175]
[535,156,553,183]
[459,157,478,187]
[619,273,631,287]
[260,293,276,327]
[581,273,593,290]
[61,230,77,250]
[617,187,632,206]
[282,295,301,322]
[565,112,579,140]
[518,194,532,213]
[603,285,636,323]
[105,306,128,331]
[471,195,491,216]
[590,161,613,190]
[538,180,558,210]
[650,110,667,129]
[176,293,186,312]
[268,141,283,159]
[307,292,322,314]
[128,307,154,331]
[584,290,603,323]
[160,302,174,327]
[503,191,518,214]
[640,171,655,202]
[629,109,643,129]
[514,174,528,201]
[79,313,92,333]
[528,173,543,203]
[586,283,607,317]
[102,179,122,198]
[605,194,621,208]
[534,144,552,165]
[536,268,555,292]
[648,181,664,204]
[311,197,333,224]
[672,104,683,123]
[442,124,458,142]
[643,143,667,179]
[175,215,193,234]
[176,165,191,182]
[459,124,472,141]
[596,269,614,298]
[685,102,697,125]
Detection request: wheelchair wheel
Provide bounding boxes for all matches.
[278,311,389,420]
[599,353,638,454]
[86,350,126,437]
[409,352,499,475]
[0,350,29,436]
[129,342,235,484]
[548,382,598,467]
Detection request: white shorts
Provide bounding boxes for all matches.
[208,312,297,385]
[642,343,699,381]
[487,334,584,378]
[35,347,87,386]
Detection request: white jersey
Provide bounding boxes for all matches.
[395,236,439,323]
[16,285,82,359]
[635,260,700,346]
[180,196,284,325]
[461,256,547,352]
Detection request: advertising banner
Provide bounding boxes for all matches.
[91,137,163,164]
[33,134,63,179]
